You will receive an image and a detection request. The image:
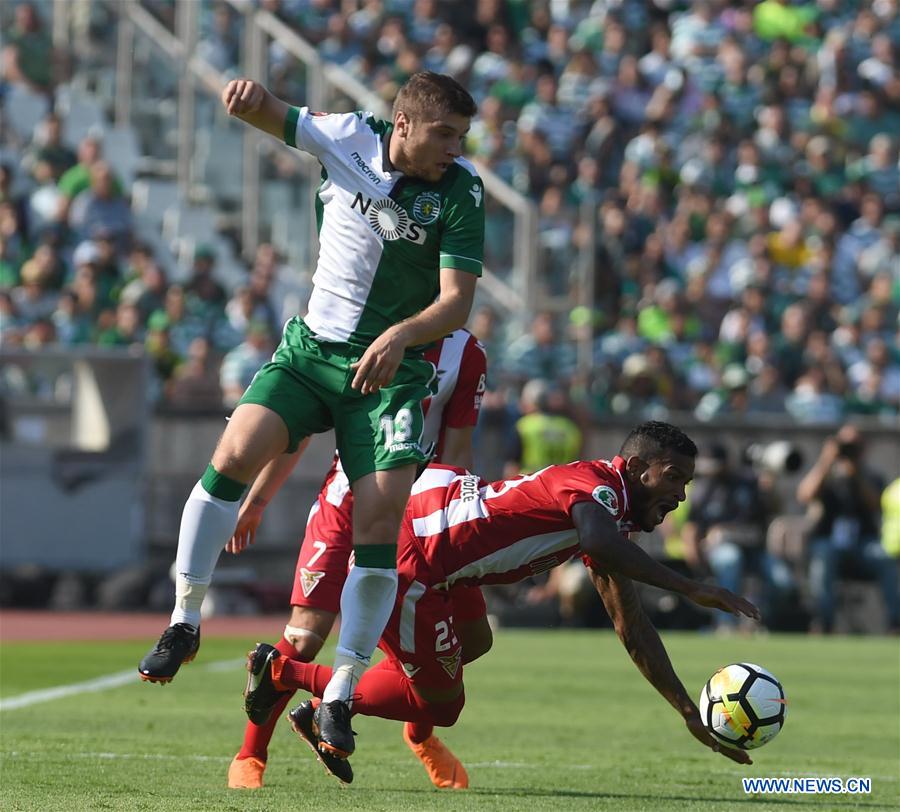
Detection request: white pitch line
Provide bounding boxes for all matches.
[0,658,244,712]
[2,751,599,771]
[3,750,232,763]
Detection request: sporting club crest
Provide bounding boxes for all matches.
[592,485,619,515]
[412,191,441,225]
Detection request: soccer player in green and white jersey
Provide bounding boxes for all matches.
[138,72,484,760]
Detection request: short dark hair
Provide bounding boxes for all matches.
[393,71,477,123]
[619,421,697,462]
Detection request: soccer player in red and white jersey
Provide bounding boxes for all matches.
[247,421,760,781]
[228,328,489,789]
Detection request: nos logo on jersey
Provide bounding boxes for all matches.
[592,485,619,515]
[412,191,441,225]
[352,193,426,244]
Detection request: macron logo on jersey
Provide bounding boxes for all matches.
[351,193,427,244]
[350,151,382,185]
[469,184,482,207]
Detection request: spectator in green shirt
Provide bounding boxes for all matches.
[56,137,123,226]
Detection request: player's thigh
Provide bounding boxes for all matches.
[290,497,354,614]
[237,353,336,454]
[210,403,292,481]
[449,586,492,663]
[336,355,436,486]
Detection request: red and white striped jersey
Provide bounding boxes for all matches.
[422,328,486,462]
[319,329,486,506]
[399,457,638,588]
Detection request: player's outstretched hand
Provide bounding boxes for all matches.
[685,715,752,764]
[226,499,265,554]
[688,583,760,621]
[222,79,266,116]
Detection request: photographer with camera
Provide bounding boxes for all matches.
[796,424,899,634]
[682,443,777,633]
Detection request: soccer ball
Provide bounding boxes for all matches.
[699,662,786,750]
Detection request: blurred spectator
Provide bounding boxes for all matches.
[22,112,77,183]
[883,477,900,560]
[154,285,206,358]
[118,244,167,321]
[144,311,181,403]
[68,162,132,251]
[468,303,503,379]
[56,136,121,226]
[682,442,777,632]
[610,351,670,419]
[796,424,899,633]
[10,257,57,322]
[0,289,24,344]
[183,244,227,319]
[167,336,223,412]
[518,73,578,162]
[197,3,240,75]
[1,1,54,92]
[50,288,91,345]
[219,321,275,407]
[503,311,577,386]
[503,378,582,478]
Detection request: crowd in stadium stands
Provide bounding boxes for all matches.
[1,0,898,428]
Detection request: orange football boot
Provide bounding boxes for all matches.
[227,755,265,789]
[402,724,468,789]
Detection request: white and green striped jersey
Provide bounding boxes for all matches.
[284,106,484,346]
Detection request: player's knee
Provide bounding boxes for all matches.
[211,407,288,480]
[284,608,334,660]
[354,510,404,546]
[462,627,492,664]
[428,691,465,727]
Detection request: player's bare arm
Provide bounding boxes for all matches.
[440,426,476,471]
[226,437,310,554]
[571,501,760,621]
[221,79,291,140]
[590,569,752,765]
[350,268,477,394]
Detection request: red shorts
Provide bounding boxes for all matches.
[290,484,488,687]
[377,566,486,692]
[289,492,354,612]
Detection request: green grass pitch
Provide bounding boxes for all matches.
[1,630,897,811]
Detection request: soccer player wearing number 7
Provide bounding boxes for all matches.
[243,422,761,781]
[228,328,490,789]
[138,72,484,762]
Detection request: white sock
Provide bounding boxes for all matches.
[169,481,240,628]
[322,565,398,704]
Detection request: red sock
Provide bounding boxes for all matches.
[274,656,333,695]
[236,638,301,762]
[405,721,435,744]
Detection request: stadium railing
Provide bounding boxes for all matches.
[67,0,542,322]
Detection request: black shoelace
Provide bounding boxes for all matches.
[154,624,193,653]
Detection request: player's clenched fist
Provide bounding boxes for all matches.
[222,79,266,116]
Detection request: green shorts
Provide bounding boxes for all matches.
[239,317,437,483]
